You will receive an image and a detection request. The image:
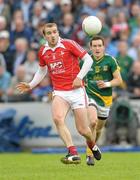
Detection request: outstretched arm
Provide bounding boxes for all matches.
[16,66,48,93]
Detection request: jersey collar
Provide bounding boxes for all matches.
[92,54,105,63]
[42,37,65,55]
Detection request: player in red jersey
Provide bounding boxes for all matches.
[17,23,101,164]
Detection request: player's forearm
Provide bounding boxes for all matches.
[29,66,48,89]
[77,53,93,79]
[109,77,123,87]
[104,71,123,88]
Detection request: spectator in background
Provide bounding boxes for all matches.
[112,40,134,98]
[128,3,140,38]
[38,0,54,12]
[58,0,73,26]
[128,34,140,61]
[10,16,32,50]
[10,9,24,33]
[47,0,61,23]
[127,60,140,98]
[103,34,118,57]
[0,0,11,26]
[47,0,73,26]
[6,65,31,102]
[71,0,82,23]
[19,0,34,25]
[111,12,129,42]
[12,0,33,26]
[107,0,129,23]
[30,21,46,50]
[31,1,48,30]
[12,9,24,24]
[116,40,134,84]
[13,38,28,75]
[0,16,7,31]
[0,53,6,69]
[24,49,39,81]
[59,12,75,39]
[98,0,110,14]
[80,0,100,17]
[0,62,11,102]
[0,30,14,75]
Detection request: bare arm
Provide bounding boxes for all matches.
[110,70,123,87]
[97,70,123,89]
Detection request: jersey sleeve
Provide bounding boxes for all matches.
[110,56,120,73]
[65,40,87,59]
[38,46,46,67]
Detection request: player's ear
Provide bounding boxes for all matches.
[89,40,92,49]
[42,30,46,39]
[89,45,92,50]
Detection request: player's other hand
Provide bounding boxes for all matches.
[97,80,110,89]
[16,82,31,93]
[72,77,83,88]
[97,80,107,89]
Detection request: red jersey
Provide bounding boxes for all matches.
[38,38,87,90]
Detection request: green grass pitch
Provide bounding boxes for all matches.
[0,152,140,180]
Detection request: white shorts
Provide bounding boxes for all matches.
[53,87,88,109]
[89,98,110,118]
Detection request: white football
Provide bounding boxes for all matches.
[82,16,102,36]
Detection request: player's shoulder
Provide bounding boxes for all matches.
[104,53,113,58]
[104,53,117,61]
[38,45,48,56]
[61,38,77,46]
[61,38,82,51]
[61,38,85,53]
[39,45,46,52]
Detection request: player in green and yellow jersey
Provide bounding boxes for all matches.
[85,36,122,166]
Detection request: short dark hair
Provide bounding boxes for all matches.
[42,23,58,35]
[90,36,105,46]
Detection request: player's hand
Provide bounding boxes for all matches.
[16,82,31,93]
[72,77,83,88]
[97,80,110,89]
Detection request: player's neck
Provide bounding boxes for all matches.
[48,43,57,48]
[94,54,104,61]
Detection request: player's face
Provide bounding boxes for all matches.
[90,39,105,59]
[43,26,59,47]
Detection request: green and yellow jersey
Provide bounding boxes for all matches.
[85,53,120,107]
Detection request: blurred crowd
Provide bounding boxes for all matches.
[0,0,140,103]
